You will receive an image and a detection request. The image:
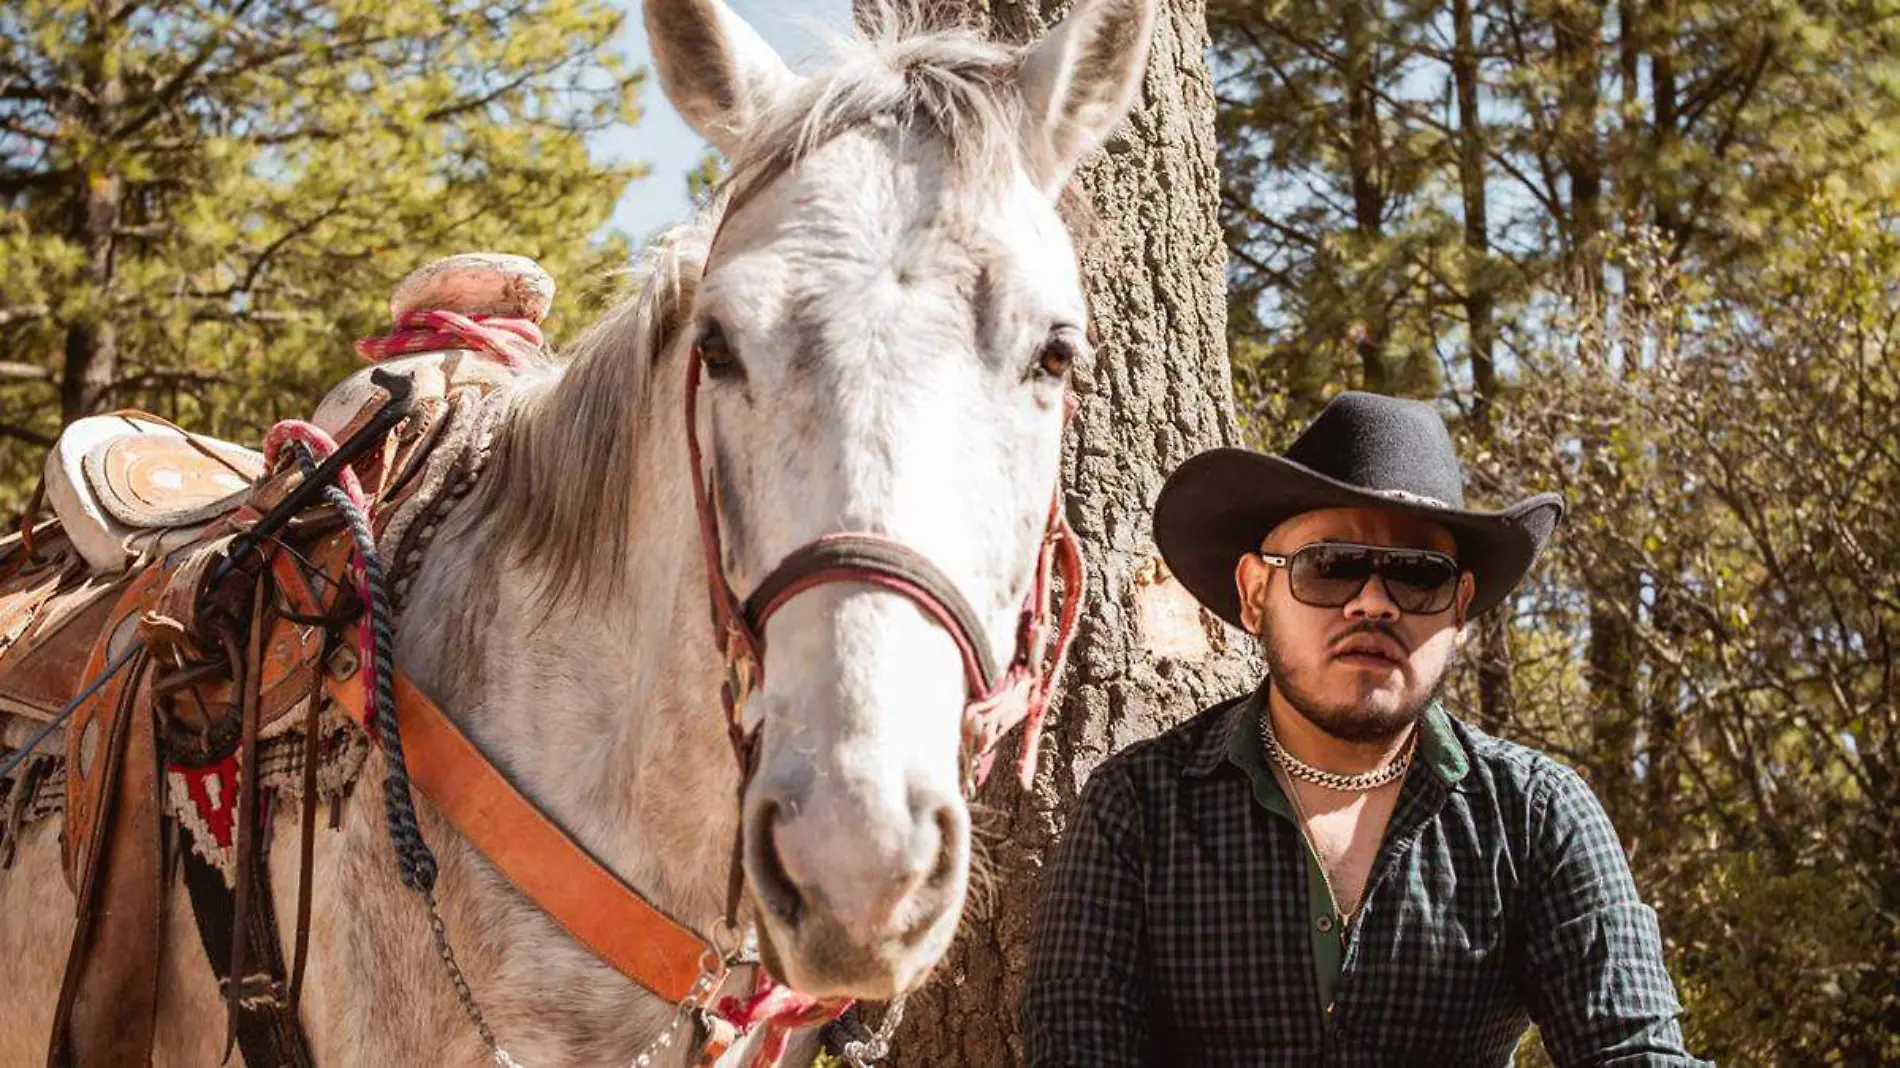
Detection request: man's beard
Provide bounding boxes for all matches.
[1261,623,1454,744]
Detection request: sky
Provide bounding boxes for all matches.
[600,1,851,241]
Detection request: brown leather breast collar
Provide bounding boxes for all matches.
[305,337,1087,1058]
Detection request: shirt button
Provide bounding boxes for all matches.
[1317,915,1335,933]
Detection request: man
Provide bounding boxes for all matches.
[1020,392,1704,1065]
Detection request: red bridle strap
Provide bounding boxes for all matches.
[744,534,1001,696]
[683,345,1085,790]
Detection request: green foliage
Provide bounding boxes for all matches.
[1215,0,1900,1053]
[684,149,726,204]
[1213,0,1900,423]
[0,0,647,515]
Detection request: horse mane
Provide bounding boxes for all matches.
[486,11,1038,607]
[486,219,713,608]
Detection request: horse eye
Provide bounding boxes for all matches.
[697,320,743,379]
[1035,327,1084,380]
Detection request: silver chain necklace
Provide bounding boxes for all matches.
[1260,708,1415,793]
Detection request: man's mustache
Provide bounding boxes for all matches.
[1331,620,1411,656]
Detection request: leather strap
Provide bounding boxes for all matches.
[48,654,163,1068]
[683,344,1087,793]
[223,577,272,1059]
[324,671,712,1003]
[179,832,316,1068]
[742,534,1000,694]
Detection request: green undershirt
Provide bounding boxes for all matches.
[1225,692,1470,1022]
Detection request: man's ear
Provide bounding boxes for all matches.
[1235,553,1271,635]
[1015,0,1157,195]
[645,0,802,157]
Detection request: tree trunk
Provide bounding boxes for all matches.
[61,0,125,421]
[859,3,1258,1064]
[1649,0,1679,246]
[1451,0,1498,435]
[1551,0,1605,293]
[1450,0,1516,734]
[1342,0,1389,390]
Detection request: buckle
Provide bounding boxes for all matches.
[720,622,757,720]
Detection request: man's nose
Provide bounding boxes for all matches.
[1344,571,1401,620]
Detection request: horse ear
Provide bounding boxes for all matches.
[1016,0,1156,196]
[645,0,801,158]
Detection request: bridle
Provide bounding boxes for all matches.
[675,193,1086,1064]
[683,347,1085,796]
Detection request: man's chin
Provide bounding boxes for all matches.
[1308,708,1417,744]
[1298,685,1423,744]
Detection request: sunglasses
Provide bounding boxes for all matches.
[1258,541,1462,615]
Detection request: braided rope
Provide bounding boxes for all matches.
[264,421,367,513]
[320,458,515,1062]
[355,310,542,368]
[324,482,437,892]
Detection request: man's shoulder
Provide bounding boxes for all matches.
[1090,693,1248,788]
[1443,713,1603,821]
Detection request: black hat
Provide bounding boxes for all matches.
[1153,391,1564,627]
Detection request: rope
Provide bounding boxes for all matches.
[263,422,367,515]
[0,645,146,783]
[323,482,436,893]
[355,310,542,368]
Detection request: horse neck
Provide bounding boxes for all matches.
[397,320,740,933]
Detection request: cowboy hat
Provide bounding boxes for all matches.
[1153,391,1564,627]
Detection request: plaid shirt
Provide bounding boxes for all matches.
[1020,685,1705,1066]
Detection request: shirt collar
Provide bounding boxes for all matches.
[1187,680,1471,786]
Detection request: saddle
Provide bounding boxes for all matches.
[44,412,266,574]
[0,253,548,1068]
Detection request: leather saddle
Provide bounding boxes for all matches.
[0,253,545,1068]
[0,416,268,727]
[0,462,358,1068]
[43,413,266,574]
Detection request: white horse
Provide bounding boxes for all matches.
[0,0,1155,1062]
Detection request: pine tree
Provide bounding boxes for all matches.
[0,0,646,511]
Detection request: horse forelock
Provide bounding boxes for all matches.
[721,7,1032,228]
[488,14,1052,610]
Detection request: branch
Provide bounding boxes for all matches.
[112,0,262,142]
[0,168,72,197]
[0,360,52,381]
[1666,45,1775,264]
[1227,242,1301,292]
[107,368,229,394]
[1223,192,1323,250]
[422,67,543,123]
[0,421,54,448]
[188,307,305,324]
[0,304,50,328]
[187,199,345,301]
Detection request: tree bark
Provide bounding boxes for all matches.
[1550,0,1605,292]
[1647,0,1684,256]
[858,2,1259,1064]
[60,0,125,421]
[1451,0,1498,434]
[1342,0,1389,390]
[1450,0,1517,734]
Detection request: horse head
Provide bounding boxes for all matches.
[645,0,1155,1000]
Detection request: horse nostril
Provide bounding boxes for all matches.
[748,801,804,927]
[918,796,967,897]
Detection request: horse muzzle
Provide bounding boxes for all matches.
[743,768,969,998]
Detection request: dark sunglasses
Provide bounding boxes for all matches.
[1258,541,1462,614]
